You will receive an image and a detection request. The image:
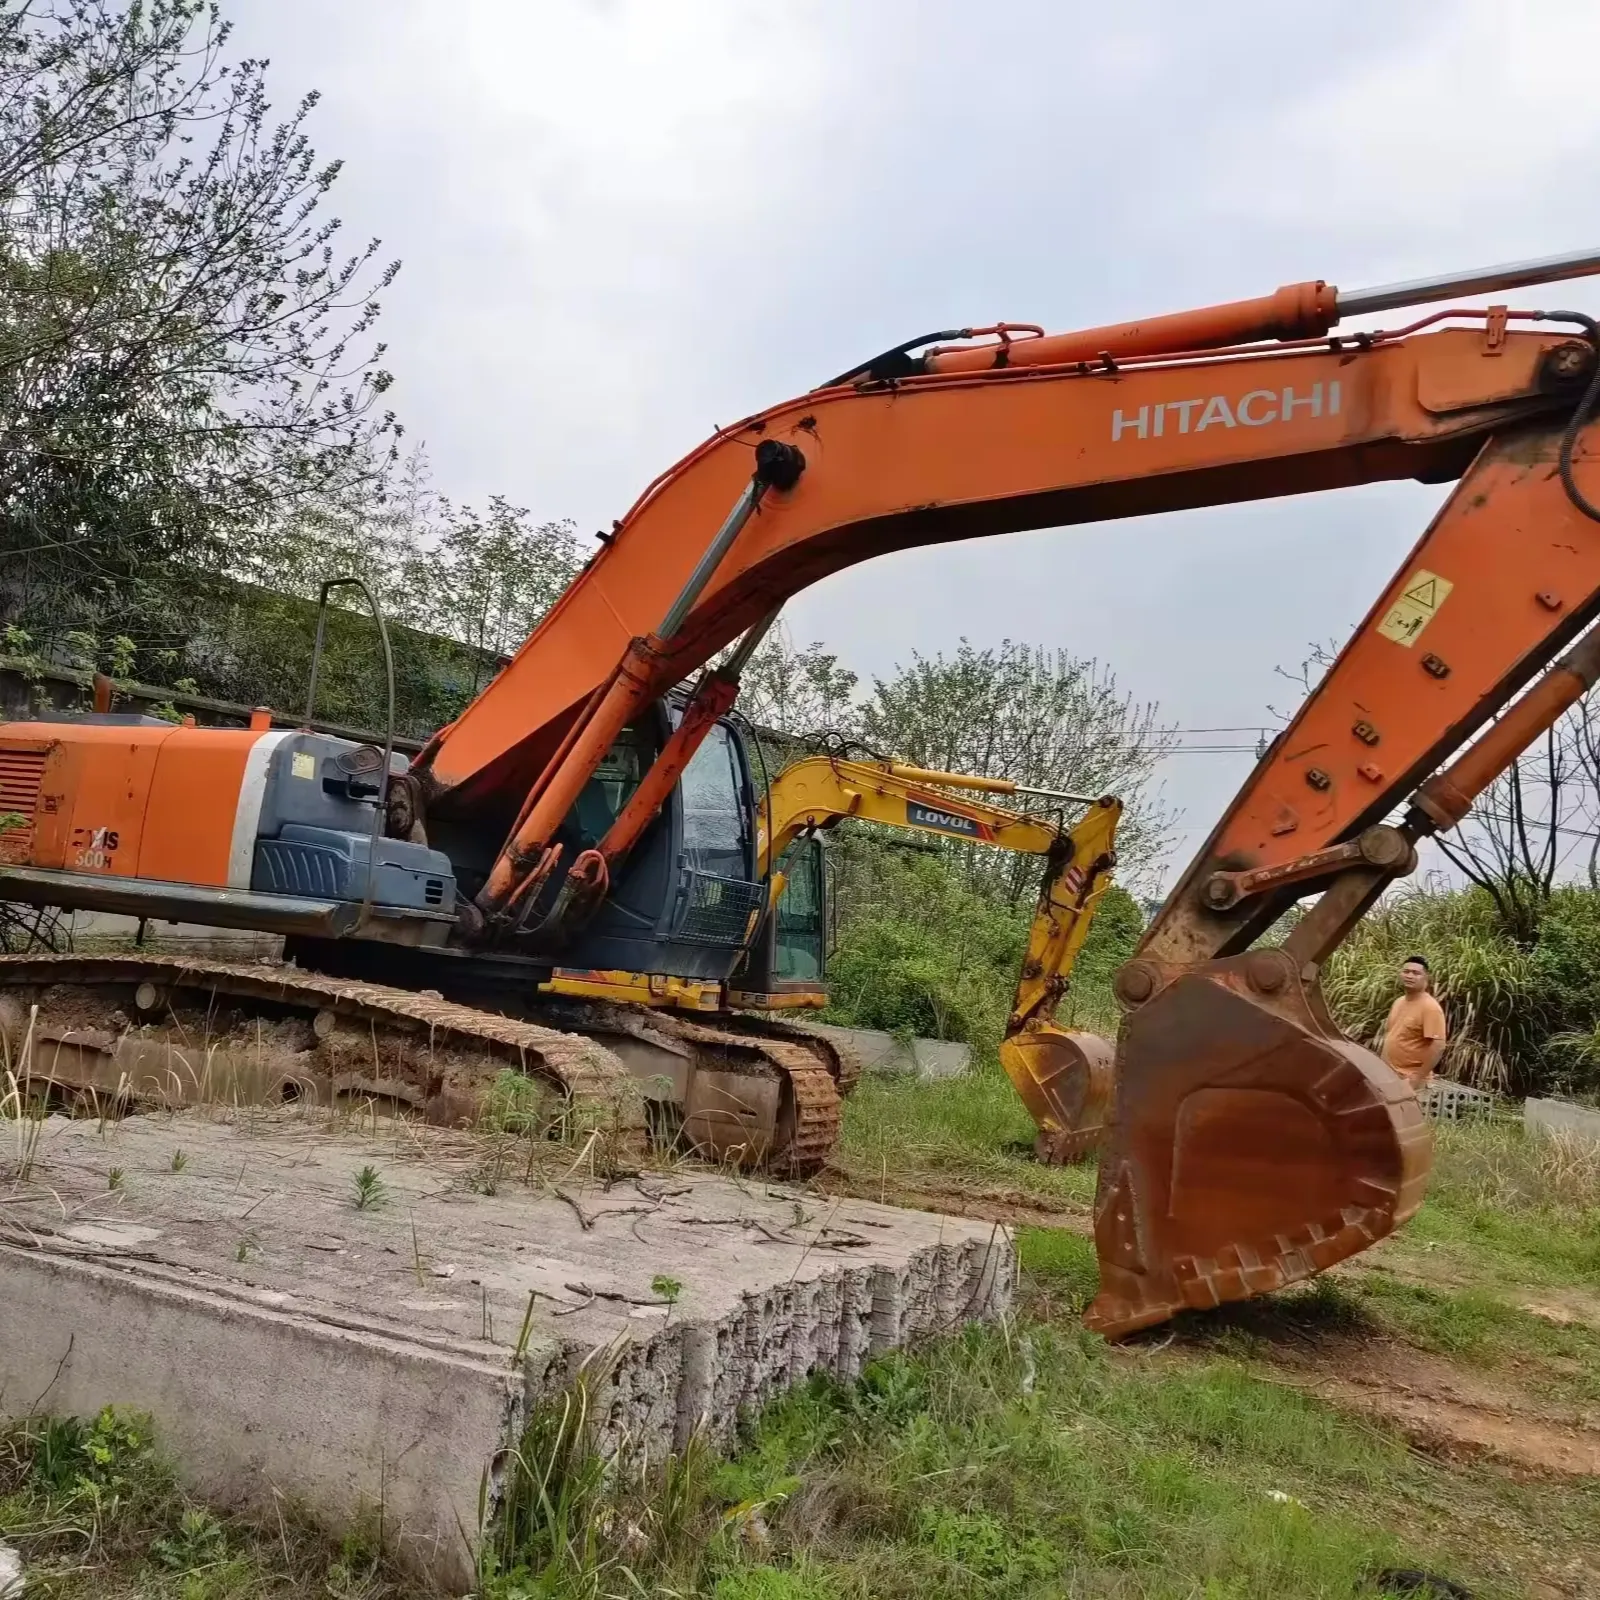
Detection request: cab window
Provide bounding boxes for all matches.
[680,722,750,880]
[774,836,825,981]
[571,726,647,845]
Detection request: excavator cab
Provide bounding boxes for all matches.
[525,703,772,982]
[725,835,832,1010]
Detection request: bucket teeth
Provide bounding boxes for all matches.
[1085,956,1433,1339]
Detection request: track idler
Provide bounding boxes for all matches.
[1085,946,1433,1338]
[999,1024,1116,1163]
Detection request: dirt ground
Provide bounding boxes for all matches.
[823,1156,1600,1492]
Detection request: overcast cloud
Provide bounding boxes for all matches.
[228,0,1600,877]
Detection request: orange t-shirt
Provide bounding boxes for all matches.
[1383,991,1447,1085]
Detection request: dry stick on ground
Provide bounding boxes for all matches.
[552,1287,596,1317]
[553,1186,593,1230]
[553,1187,658,1232]
[787,1197,846,1285]
[563,1280,674,1309]
[634,1176,692,1203]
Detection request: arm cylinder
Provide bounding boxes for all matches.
[1336,247,1600,320]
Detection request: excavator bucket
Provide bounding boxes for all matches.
[999,1025,1115,1163]
[1084,948,1433,1339]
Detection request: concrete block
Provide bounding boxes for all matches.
[1524,1096,1600,1147]
[802,1022,971,1080]
[0,1110,1011,1591]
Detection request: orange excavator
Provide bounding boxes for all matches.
[7,245,1600,1336]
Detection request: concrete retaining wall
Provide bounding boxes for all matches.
[802,1022,971,1080]
[1525,1096,1600,1147]
[0,1111,1012,1591]
[0,1247,518,1588]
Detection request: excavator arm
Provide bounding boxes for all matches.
[755,755,1088,869]
[754,754,1123,1156]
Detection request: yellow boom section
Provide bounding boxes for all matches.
[757,756,1123,1159]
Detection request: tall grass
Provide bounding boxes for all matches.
[1400,1119,1600,1292]
[1324,883,1600,1095]
[470,1291,1587,1600]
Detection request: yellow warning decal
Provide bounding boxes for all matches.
[291,751,316,779]
[1376,569,1454,648]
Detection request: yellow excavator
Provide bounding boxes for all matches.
[532,749,1123,1158]
[750,753,1121,1159]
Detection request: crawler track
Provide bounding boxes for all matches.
[666,1017,842,1177]
[0,953,844,1176]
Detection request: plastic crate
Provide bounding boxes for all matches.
[1418,1078,1496,1122]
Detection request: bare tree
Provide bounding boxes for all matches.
[1275,635,1595,946]
[1431,732,1569,947]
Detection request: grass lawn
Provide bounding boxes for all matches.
[4,1079,1598,1598]
[825,1060,1100,1216]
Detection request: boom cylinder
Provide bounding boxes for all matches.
[918,246,1600,378]
[921,281,1338,374]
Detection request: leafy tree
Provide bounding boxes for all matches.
[403,494,584,698]
[735,628,861,763]
[735,634,1172,1047]
[203,444,585,729]
[857,639,1176,893]
[0,0,399,660]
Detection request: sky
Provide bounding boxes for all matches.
[227,0,1600,880]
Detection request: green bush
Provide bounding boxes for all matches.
[821,845,1141,1049]
[713,1567,838,1600]
[822,849,1028,1046]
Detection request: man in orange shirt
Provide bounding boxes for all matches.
[1382,955,1448,1091]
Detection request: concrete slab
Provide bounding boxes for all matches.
[1525,1096,1600,1147]
[802,1022,971,1081]
[0,1108,1012,1590]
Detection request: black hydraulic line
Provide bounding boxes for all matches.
[818,328,971,389]
[1539,311,1600,525]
